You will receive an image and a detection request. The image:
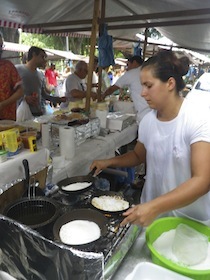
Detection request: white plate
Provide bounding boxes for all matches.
[125,262,192,280]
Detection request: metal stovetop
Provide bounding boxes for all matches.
[48,187,142,279]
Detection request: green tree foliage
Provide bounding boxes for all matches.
[21,33,65,50]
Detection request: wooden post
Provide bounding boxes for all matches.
[143,27,148,60]
[97,0,106,102]
[85,0,100,112]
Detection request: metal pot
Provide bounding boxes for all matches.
[3,196,60,230]
[53,208,108,247]
[57,175,96,194]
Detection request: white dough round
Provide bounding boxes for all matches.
[91,195,129,211]
[59,220,101,245]
[62,182,92,191]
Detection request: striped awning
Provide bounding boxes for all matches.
[0,19,90,38]
[0,20,42,33]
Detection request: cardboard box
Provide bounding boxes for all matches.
[106,113,135,131]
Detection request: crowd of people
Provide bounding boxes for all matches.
[0,31,123,120]
[1,30,210,229]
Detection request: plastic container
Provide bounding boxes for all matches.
[28,136,37,152]
[20,131,37,149]
[146,217,210,280]
[0,150,8,163]
[125,262,192,280]
[1,128,22,156]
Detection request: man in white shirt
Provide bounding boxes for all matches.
[102,55,150,123]
[61,60,97,108]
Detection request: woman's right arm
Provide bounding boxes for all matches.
[90,141,146,175]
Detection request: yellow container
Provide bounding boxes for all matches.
[28,136,37,152]
[2,128,22,156]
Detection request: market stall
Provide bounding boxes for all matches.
[0,114,140,280]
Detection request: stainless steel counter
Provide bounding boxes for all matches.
[111,229,152,279]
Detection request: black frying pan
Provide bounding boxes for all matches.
[57,175,95,194]
[53,208,108,248]
[90,190,133,215]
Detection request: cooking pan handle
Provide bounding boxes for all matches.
[88,167,102,177]
[103,168,128,178]
[22,159,30,191]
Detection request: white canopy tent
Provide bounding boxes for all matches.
[1,0,210,53]
[2,0,210,110]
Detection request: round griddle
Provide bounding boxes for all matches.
[53,208,108,247]
[91,190,133,215]
[57,175,95,194]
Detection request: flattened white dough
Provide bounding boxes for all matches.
[62,182,92,191]
[59,220,101,245]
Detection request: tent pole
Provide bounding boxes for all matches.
[143,27,148,60]
[97,0,106,102]
[85,0,100,113]
[65,36,69,51]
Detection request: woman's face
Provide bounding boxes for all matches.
[140,67,172,110]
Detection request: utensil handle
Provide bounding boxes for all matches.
[22,159,30,190]
[103,168,128,178]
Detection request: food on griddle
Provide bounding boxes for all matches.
[61,182,92,191]
[59,220,101,245]
[91,195,129,211]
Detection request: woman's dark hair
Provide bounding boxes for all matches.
[141,50,190,92]
[27,46,45,61]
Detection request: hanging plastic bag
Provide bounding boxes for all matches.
[16,99,34,122]
[98,24,115,67]
[133,41,142,56]
[45,103,54,115]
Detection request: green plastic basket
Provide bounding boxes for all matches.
[146,217,210,280]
